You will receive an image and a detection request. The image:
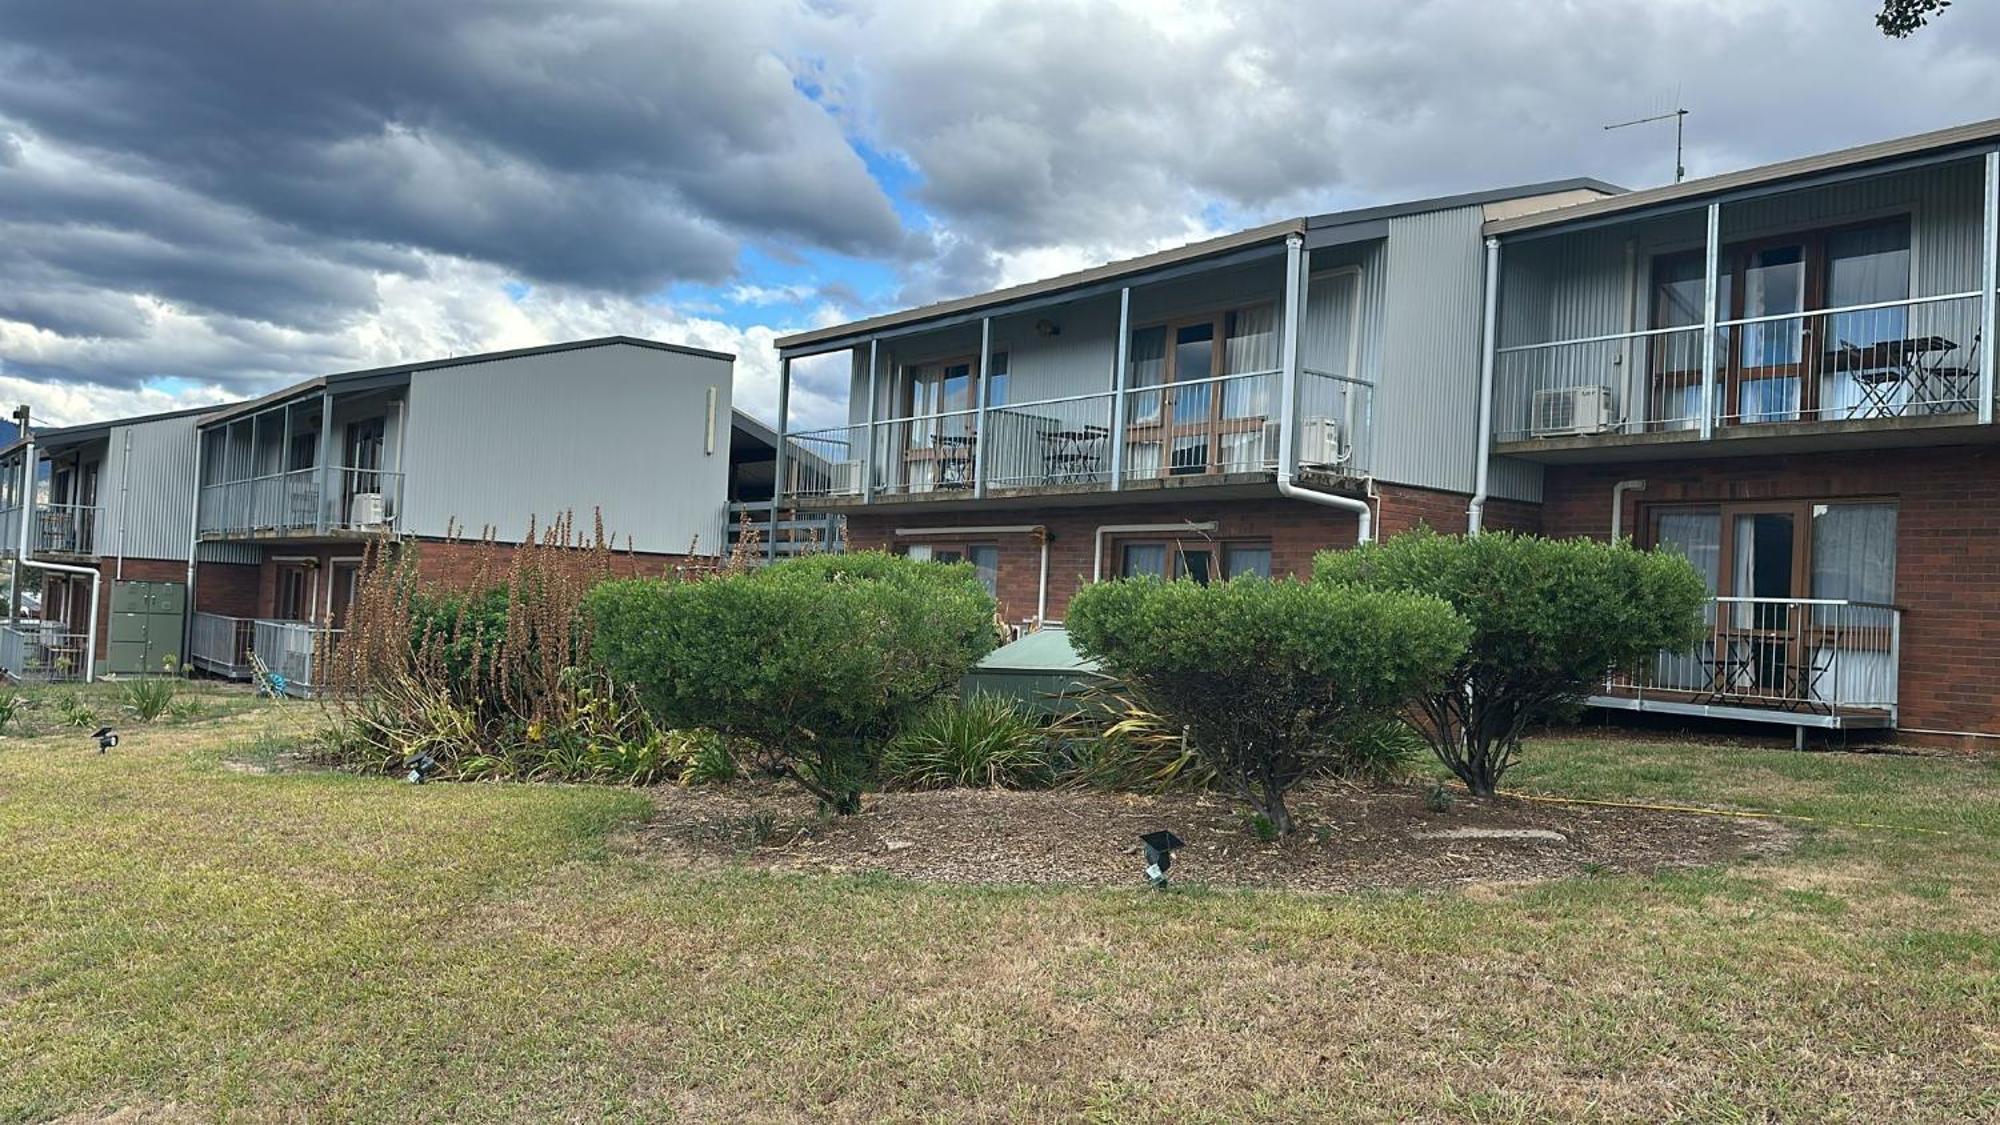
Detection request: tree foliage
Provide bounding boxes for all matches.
[1878,0,1951,37]
[586,552,998,813]
[1315,531,1708,797]
[1066,576,1469,834]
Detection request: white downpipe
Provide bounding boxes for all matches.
[183,433,204,668]
[1610,479,1647,540]
[1092,521,1218,583]
[1278,479,1372,544]
[1276,234,1373,544]
[115,427,132,581]
[894,523,1048,626]
[15,435,99,683]
[1469,237,1501,534]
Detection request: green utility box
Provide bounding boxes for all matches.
[959,627,1111,715]
[105,580,188,675]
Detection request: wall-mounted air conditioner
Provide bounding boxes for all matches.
[348,492,387,528]
[831,460,864,495]
[1297,417,1344,467]
[1531,386,1617,437]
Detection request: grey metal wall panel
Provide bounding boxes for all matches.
[1377,205,1490,496]
[400,342,734,555]
[99,416,200,562]
[195,541,261,564]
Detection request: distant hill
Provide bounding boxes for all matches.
[0,419,15,446]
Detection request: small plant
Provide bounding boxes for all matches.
[54,691,96,728]
[166,697,204,722]
[1244,811,1280,843]
[1332,718,1428,784]
[731,811,782,850]
[0,689,26,734]
[883,694,1051,790]
[121,677,179,722]
[1424,781,1456,813]
[678,732,736,786]
[1051,687,1211,793]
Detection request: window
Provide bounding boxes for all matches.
[1118,539,1272,584]
[1124,303,1279,479]
[900,541,1000,596]
[274,563,315,623]
[287,430,318,473]
[896,353,1006,493]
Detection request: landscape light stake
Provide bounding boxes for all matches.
[405,752,439,785]
[91,726,119,754]
[1140,830,1184,889]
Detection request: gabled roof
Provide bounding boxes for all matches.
[1485,115,2000,237]
[775,178,1622,353]
[201,335,734,427]
[0,402,233,459]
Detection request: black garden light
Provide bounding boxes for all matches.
[405,752,440,785]
[1139,830,1184,889]
[91,726,119,754]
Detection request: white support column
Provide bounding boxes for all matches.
[1278,234,1305,480]
[316,394,336,534]
[1980,149,1997,425]
[1469,237,1502,535]
[973,316,992,499]
[1699,201,1721,441]
[1108,286,1132,490]
[862,340,879,503]
[771,355,791,562]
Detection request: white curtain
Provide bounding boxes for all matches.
[1126,326,1168,425]
[1652,509,1721,689]
[1811,503,1897,603]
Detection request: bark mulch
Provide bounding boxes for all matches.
[627,779,1794,894]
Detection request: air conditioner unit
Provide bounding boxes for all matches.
[1531,386,1617,437]
[348,492,386,528]
[1298,417,1344,467]
[830,460,864,495]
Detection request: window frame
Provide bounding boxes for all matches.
[1113,536,1273,583]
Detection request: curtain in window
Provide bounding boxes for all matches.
[1127,326,1168,425]
[1222,306,1277,422]
[1652,509,1720,690]
[1810,503,1898,706]
[1120,543,1167,578]
[1823,222,1913,418]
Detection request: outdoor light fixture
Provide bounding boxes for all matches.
[405,752,439,785]
[1139,829,1184,889]
[90,726,118,753]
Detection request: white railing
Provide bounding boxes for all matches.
[784,424,868,499]
[0,621,90,683]
[251,619,341,697]
[32,504,99,555]
[871,407,982,496]
[724,500,841,559]
[1495,292,1985,442]
[1606,596,1901,717]
[984,390,1116,490]
[200,466,401,536]
[1120,368,1282,482]
[1297,370,1374,476]
[331,467,403,532]
[189,612,256,678]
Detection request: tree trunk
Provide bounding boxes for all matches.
[1260,782,1297,836]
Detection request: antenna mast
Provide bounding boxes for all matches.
[1604,107,1689,184]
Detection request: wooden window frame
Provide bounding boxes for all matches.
[1113,536,1273,582]
[1124,301,1279,481]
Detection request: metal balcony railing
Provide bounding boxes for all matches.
[32,504,99,555]
[198,467,403,536]
[0,621,90,683]
[1495,292,1986,443]
[1603,596,1901,719]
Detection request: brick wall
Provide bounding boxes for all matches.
[1542,444,2000,745]
[194,562,260,617]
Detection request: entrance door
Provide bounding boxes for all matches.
[274,563,315,623]
[328,561,362,631]
[1732,242,1811,423]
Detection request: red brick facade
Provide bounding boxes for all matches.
[1540,445,2000,745]
[842,482,1513,626]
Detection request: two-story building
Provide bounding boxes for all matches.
[2,336,767,690]
[770,180,1619,626]
[1482,117,2000,747]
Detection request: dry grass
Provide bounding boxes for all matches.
[2,708,1996,1122]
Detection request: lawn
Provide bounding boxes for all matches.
[2,702,1997,1122]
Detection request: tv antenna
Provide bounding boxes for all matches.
[1605,107,1689,184]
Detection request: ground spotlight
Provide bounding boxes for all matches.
[91,726,119,754]
[405,752,439,785]
[1140,829,1184,889]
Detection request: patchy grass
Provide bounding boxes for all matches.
[0,678,267,740]
[2,716,1997,1122]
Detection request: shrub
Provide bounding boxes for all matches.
[54,691,96,728]
[0,689,25,734]
[588,551,998,813]
[121,677,178,722]
[1049,684,1212,793]
[884,693,1052,790]
[1067,577,1468,835]
[1316,530,1708,796]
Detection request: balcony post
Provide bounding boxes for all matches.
[974,316,992,499]
[1980,148,1997,425]
[316,393,335,535]
[1699,201,1721,441]
[1278,234,1305,479]
[771,355,790,562]
[862,339,878,504]
[1469,237,1501,534]
[1108,286,1132,490]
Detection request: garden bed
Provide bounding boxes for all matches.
[629,780,1795,893]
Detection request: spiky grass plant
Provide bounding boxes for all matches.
[883,693,1052,790]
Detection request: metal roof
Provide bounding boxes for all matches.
[0,402,232,459]
[1485,116,2000,238]
[201,335,735,427]
[776,178,1622,353]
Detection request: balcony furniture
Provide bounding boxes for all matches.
[1826,334,1975,419]
[932,433,976,490]
[1040,426,1109,485]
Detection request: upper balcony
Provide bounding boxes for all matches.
[197,385,405,541]
[1486,133,2000,462]
[775,226,1377,510]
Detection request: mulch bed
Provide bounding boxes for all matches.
[627,779,1795,894]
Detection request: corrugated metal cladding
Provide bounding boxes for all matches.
[195,541,260,565]
[400,342,733,556]
[1377,205,1491,497]
[98,416,201,562]
[1499,158,1988,348]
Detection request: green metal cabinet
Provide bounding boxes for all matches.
[103,580,188,675]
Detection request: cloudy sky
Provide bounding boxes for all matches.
[0,0,1994,429]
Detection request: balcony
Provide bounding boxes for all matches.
[1591,596,1901,730]
[784,368,1371,505]
[32,503,100,556]
[189,612,339,697]
[0,621,90,683]
[198,466,403,539]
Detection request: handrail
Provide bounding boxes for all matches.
[1500,290,1983,354]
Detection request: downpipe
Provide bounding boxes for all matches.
[1610,479,1647,540]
